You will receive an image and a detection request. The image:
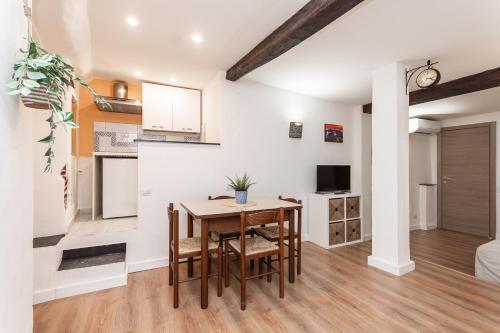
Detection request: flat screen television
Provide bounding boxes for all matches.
[316,165,351,193]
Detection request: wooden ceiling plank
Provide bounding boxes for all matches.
[226,0,365,81]
[363,67,500,114]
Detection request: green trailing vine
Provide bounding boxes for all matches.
[6,39,109,172]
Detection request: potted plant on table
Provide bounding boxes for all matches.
[226,172,256,204]
[6,39,108,172]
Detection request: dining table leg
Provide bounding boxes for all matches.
[288,211,295,283]
[187,213,194,277]
[201,219,209,309]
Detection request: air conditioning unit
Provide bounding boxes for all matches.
[409,118,441,134]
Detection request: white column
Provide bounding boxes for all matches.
[368,63,415,276]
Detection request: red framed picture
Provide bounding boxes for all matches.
[324,124,343,143]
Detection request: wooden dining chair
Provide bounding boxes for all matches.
[225,208,285,310]
[253,196,302,275]
[208,195,255,275]
[168,203,222,308]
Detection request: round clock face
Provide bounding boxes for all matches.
[416,68,441,88]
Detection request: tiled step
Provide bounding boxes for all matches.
[58,243,126,271]
[33,234,65,248]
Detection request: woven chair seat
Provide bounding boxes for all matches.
[177,237,218,256]
[253,226,293,240]
[229,236,278,256]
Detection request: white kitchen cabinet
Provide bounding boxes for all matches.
[142,82,200,133]
[171,86,201,133]
[142,82,173,131]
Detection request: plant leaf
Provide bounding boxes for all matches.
[7,89,21,95]
[38,132,54,143]
[27,71,46,80]
[20,87,31,96]
[22,79,40,88]
[14,65,26,79]
[6,80,20,89]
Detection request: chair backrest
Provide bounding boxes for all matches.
[278,195,302,206]
[167,203,179,251]
[239,208,285,256]
[208,195,235,200]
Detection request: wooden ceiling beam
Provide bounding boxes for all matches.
[226,0,365,81]
[363,66,500,114]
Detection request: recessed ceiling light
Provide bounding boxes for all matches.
[169,77,177,83]
[192,33,203,44]
[133,71,142,77]
[126,16,139,26]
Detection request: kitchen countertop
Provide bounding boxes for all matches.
[93,152,138,157]
[135,138,220,145]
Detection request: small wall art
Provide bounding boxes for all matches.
[289,122,303,138]
[324,124,343,143]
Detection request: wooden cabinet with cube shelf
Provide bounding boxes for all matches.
[309,193,363,249]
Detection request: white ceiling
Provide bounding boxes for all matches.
[33,0,500,119]
[246,0,500,107]
[87,0,307,88]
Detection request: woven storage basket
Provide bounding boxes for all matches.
[20,83,61,110]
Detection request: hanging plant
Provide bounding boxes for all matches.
[6,39,109,172]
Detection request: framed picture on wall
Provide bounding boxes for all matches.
[324,124,343,143]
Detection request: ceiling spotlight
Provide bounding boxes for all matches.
[133,71,142,77]
[191,33,203,44]
[169,77,177,83]
[126,17,139,26]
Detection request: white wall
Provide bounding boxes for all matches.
[441,111,500,238]
[361,114,372,238]
[201,72,221,143]
[0,0,34,331]
[132,72,361,268]
[77,156,93,211]
[32,90,74,237]
[409,134,437,228]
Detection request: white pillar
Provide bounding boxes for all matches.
[368,63,415,276]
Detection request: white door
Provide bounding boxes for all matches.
[171,86,201,133]
[142,82,173,131]
[102,158,138,219]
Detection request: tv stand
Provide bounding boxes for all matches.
[309,192,362,249]
[316,190,351,195]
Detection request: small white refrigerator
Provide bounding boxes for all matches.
[102,157,138,219]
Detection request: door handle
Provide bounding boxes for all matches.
[443,176,452,181]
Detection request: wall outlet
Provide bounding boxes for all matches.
[142,187,153,196]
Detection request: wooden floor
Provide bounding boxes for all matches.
[410,228,490,276]
[34,230,500,333]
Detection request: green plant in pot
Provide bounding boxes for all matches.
[226,173,256,204]
[6,39,109,172]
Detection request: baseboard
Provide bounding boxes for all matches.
[56,273,127,299]
[422,224,437,230]
[33,273,127,304]
[33,288,56,305]
[128,257,168,273]
[367,255,415,276]
[301,234,310,242]
[410,224,437,231]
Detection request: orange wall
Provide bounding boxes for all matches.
[78,79,142,157]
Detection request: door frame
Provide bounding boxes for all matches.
[437,122,496,239]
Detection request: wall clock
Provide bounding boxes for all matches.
[406,59,441,93]
[416,67,441,88]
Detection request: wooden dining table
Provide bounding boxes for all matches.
[181,198,302,309]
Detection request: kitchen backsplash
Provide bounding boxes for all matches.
[93,122,200,153]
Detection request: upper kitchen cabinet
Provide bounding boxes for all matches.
[142,82,201,133]
[142,82,173,131]
[171,86,201,133]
